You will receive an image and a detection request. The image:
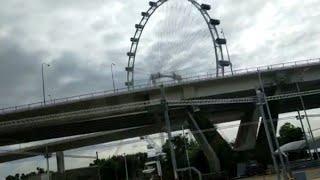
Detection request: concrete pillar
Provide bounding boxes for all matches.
[234,107,259,151]
[56,151,65,173]
[187,110,221,173]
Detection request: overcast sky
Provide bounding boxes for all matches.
[1,0,320,178]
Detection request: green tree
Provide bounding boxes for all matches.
[90,152,148,180]
[161,135,201,179]
[279,122,304,145]
[5,175,16,180]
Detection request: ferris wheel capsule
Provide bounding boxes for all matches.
[200,4,211,10]
[130,37,139,42]
[218,60,231,67]
[216,38,227,45]
[210,19,220,26]
[149,1,157,7]
[125,67,134,72]
[135,24,144,29]
[141,12,150,17]
[125,81,133,86]
[127,52,135,57]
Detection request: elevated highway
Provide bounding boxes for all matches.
[0,58,320,160]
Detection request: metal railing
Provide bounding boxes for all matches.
[1,58,319,115]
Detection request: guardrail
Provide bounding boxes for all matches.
[1,58,320,114]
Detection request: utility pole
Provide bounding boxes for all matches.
[42,63,50,105]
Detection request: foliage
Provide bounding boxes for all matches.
[161,135,202,179]
[90,152,148,180]
[6,167,46,180]
[7,129,243,179]
[279,122,304,145]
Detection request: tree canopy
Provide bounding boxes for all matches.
[279,122,304,145]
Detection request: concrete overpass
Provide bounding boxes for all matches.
[1,58,320,168]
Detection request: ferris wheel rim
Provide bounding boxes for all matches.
[125,0,231,89]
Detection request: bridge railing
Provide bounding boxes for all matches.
[1,58,320,114]
[144,58,320,86]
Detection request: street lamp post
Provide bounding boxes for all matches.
[41,63,50,105]
[111,63,116,92]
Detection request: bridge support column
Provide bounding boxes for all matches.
[56,151,65,173]
[234,107,259,151]
[187,110,221,173]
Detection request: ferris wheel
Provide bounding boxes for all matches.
[125,0,233,89]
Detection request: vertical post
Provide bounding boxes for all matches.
[296,111,313,159]
[42,63,50,105]
[258,72,288,179]
[123,153,129,180]
[296,83,320,159]
[160,85,179,180]
[45,146,50,180]
[256,90,280,180]
[42,64,46,104]
[156,161,163,179]
[111,63,116,93]
[56,151,65,173]
[182,125,192,180]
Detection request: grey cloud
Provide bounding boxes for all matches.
[1,0,320,178]
[0,38,48,107]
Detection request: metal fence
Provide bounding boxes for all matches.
[1,58,320,115]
